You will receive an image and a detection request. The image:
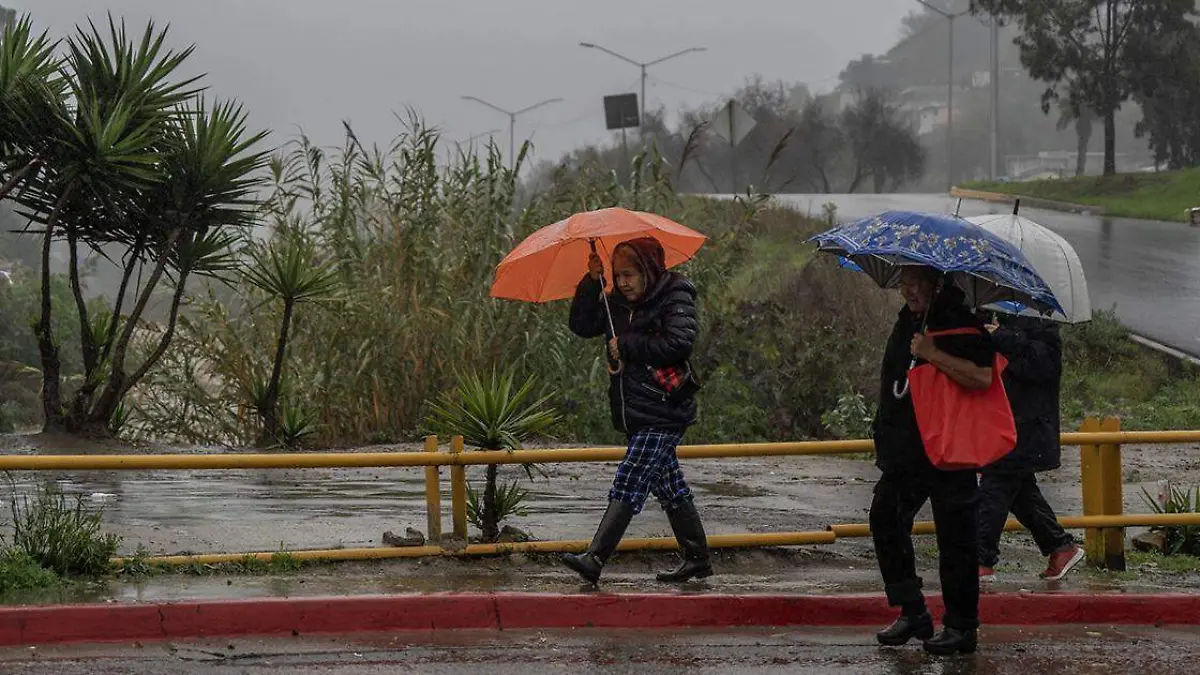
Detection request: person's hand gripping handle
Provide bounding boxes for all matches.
[588,239,623,376]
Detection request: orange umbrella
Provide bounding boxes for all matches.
[489,207,707,303]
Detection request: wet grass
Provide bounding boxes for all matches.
[966,169,1200,223]
[1060,310,1200,431]
[1129,551,1200,573]
[0,549,61,592]
[117,548,310,579]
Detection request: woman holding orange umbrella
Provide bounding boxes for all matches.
[563,237,709,585]
[490,208,711,585]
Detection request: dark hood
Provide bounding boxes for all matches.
[614,237,668,299]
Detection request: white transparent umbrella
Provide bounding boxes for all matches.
[966,209,1091,323]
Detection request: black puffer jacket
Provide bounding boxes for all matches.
[569,269,699,436]
[873,285,996,475]
[983,316,1063,473]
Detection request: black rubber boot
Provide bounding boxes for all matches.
[563,501,635,584]
[923,626,978,655]
[656,501,713,582]
[875,611,935,646]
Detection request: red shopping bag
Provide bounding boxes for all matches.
[908,328,1017,470]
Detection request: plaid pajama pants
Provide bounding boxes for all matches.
[608,429,693,514]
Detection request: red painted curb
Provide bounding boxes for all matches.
[1,592,1198,645]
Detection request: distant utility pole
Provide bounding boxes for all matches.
[914,0,973,192]
[990,15,1000,180]
[578,42,707,139]
[460,96,563,170]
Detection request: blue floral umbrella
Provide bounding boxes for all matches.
[810,210,1064,316]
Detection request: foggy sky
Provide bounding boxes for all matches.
[26,1,917,167]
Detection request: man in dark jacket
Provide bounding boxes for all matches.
[870,266,997,656]
[562,237,710,585]
[977,314,1083,582]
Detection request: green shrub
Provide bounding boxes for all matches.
[821,390,874,440]
[0,548,61,592]
[8,483,121,576]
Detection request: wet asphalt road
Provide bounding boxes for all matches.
[2,626,1197,673]
[770,193,1200,358]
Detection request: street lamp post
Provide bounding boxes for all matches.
[578,42,707,137]
[460,96,564,170]
[914,0,973,192]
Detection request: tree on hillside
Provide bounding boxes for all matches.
[839,89,926,193]
[794,99,844,194]
[526,77,924,196]
[973,0,1193,175]
[1056,92,1095,177]
[902,0,956,37]
[839,55,896,91]
[1129,22,1200,169]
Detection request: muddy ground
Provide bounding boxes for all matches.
[1,432,1199,602]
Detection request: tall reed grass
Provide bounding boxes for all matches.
[123,119,895,447]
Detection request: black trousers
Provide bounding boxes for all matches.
[870,466,980,631]
[977,471,1074,568]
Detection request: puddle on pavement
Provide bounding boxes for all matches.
[692,481,772,498]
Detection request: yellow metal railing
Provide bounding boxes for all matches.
[3,416,1198,569]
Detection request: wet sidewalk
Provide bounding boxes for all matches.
[4,625,1200,674]
[2,433,1199,607]
[11,542,1196,608]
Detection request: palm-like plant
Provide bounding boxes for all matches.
[83,97,268,429]
[0,16,61,201]
[426,369,560,542]
[242,234,340,446]
[0,14,268,435]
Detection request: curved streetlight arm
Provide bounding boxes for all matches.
[913,0,951,18]
[913,0,972,19]
[513,97,564,117]
[460,95,513,117]
[646,46,707,67]
[578,41,641,67]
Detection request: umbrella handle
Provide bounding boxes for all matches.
[592,240,625,375]
[892,358,916,400]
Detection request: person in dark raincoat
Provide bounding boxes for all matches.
[562,237,711,585]
[870,266,997,656]
[977,314,1083,582]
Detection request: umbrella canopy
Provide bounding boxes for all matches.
[811,210,1064,316]
[966,213,1091,323]
[490,207,707,303]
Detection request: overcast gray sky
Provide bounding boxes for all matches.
[25,1,918,167]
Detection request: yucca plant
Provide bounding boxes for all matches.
[425,369,559,542]
[277,400,318,448]
[0,15,61,202]
[1141,482,1200,556]
[1,15,268,437]
[466,480,529,533]
[241,233,340,446]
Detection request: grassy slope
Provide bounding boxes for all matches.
[966,169,1200,223]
